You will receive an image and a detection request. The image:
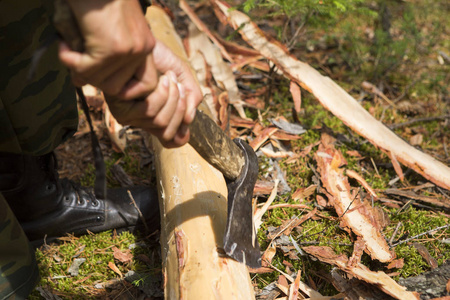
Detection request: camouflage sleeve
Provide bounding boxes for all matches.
[0,0,78,156]
[0,193,39,299]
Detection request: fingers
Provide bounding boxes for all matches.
[151,40,203,125]
[118,53,158,100]
[112,71,189,146]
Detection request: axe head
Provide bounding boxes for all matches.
[223,138,261,269]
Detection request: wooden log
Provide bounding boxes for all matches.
[145,6,256,300]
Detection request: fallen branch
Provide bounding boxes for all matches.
[213,0,450,190]
[384,189,450,212]
[391,224,450,247]
[388,114,450,130]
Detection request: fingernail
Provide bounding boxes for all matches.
[161,75,169,88]
[168,71,178,83]
[177,83,186,99]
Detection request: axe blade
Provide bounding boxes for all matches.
[223,138,261,269]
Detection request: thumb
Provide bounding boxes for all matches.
[58,41,90,71]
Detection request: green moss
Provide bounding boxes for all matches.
[386,207,450,278]
[30,231,158,299]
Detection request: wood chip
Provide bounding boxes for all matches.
[249,127,278,151]
[186,21,247,119]
[104,104,126,153]
[303,246,420,300]
[288,270,302,300]
[180,0,233,62]
[315,134,394,263]
[387,258,404,270]
[290,81,302,113]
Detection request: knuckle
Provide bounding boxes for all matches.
[153,117,170,128]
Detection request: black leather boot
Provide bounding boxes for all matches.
[0,152,160,244]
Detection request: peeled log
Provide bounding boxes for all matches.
[146,6,256,300]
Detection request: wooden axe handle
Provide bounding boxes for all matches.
[53,0,245,180]
[189,110,244,180]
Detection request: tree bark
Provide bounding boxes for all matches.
[399,261,450,300]
[145,6,256,300]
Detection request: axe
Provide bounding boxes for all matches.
[52,0,261,268]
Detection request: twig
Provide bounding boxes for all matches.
[127,190,149,233]
[254,179,279,231]
[388,114,450,130]
[443,136,449,159]
[391,224,450,247]
[346,169,378,199]
[370,157,380,177]
[267,262,323,298]
[296,240,353,247]
[393,78,419,103]
[339,188,359,218]
[389,222,403,246]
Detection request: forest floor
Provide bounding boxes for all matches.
[30,0,449,299]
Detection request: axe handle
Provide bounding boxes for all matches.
[189,110,244,180]
[53,0,245,180]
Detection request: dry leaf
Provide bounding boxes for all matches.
[278,274,289,290]
[189,47,219,122]
[413,243,438,269]
[108,261,123,278]
[254,179,279,230]
[260,146,295,158]
[271,131,303,141]
[388,151,404,182]
[387,258,404,270]
[213,32,260,57]
[112,246,132,264]
[290,81,302,113]
[292,184,317,201]
[346,150,363,158]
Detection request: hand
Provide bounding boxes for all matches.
[58,0,202,147]
[59,0,157,99]
[107,40,203,147]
